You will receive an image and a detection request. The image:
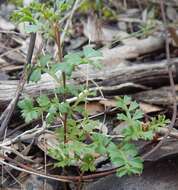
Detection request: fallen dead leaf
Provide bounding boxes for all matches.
[100,99,162,113]
[99,99,117,108]
[168,27,178,47]
[139,102,162,113]
[81,102,105,115]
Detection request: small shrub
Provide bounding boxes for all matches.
[15,1,169,177]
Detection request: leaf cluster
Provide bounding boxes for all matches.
[50,92,170,177]
[117,96,169,141]
[28,46,102,83]
[19,93,169,177]
[79,0,117,20]
[16,1,170,178]
[11,0,74,36]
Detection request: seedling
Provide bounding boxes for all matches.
[14,0,169,179]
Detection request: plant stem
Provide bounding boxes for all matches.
[54,23,62,61]
[63,113,68,143]
[53,22,68,143]
[54,22,66,88]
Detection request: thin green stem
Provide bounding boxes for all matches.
[53,22,68,144]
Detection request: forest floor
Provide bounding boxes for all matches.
[0,0,178,190]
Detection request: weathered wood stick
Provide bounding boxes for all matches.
[101,35,165,65]
[132,85,178,106]
[0,58,178,106]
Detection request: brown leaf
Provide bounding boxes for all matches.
[82,102,105,115]
[168,26,178,47]
[139,102,162,113]
[99,99,117,108]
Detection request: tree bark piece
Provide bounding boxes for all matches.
[101,35,165,65]
[0,58,178,106]
[133,85,178,106]
[74,58,178,88]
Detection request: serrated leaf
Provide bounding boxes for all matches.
[29,68,41,82]
[39,54,52,66]
[92,133,110,154]
[18,97,40,123]
[122,143,138,157]
[117,167,128,177]
[64,52,83,65]
[46,113,55,124]
[48,104,57,113]
[80,154,96,172]
[116,100,124,109]
[129,157,143,169]
[117,113,128,121]
[142,130,154,140]
[19,15,35,23]
[129,166,143,174]
[18,97,33,110]
[83,47,102,58]
[23,109,39,123]
[58,102,70,113]
[37,95,50,107]
[129,101,139,111]
[133,109,143,120]
[123,96,131,105]
[54,63,74,76]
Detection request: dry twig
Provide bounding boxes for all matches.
[0,33,36,137]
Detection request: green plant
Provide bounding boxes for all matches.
[8,0,23,6]
[15,1,169,178]
[116,96,169,141]
[79,0,117,20]
[12,0,74,36]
